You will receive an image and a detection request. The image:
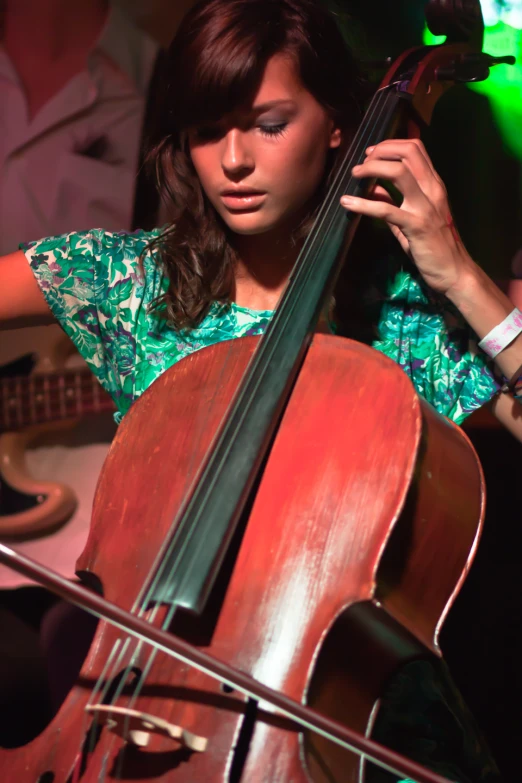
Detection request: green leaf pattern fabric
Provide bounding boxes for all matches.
[22,227,499,426]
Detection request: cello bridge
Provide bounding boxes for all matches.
[85,704,208,752]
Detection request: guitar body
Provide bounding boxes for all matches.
[0,336,79,539]
[0,423,77,537]
[0,330,115,542]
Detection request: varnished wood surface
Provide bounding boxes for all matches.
[0,335,484,782]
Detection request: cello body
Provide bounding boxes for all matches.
[0,334,484,782]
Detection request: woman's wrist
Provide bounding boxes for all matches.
[444,257,512,330]
[443,257,522,382]
[444,256,486,309]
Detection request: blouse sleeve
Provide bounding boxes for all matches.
[372,265,499,425]
[21,228,158,420]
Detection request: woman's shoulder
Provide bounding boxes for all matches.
[23,226,166,262]
[23,226,168,303]
[22,225,171,339]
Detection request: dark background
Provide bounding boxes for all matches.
[330,0,522,777]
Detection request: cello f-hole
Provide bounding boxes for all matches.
[36,774,55,783]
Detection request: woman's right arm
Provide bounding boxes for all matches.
[0,250,55,329]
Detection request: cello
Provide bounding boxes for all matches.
[0,1,514,781]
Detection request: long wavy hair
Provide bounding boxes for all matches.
[146,0,367,329]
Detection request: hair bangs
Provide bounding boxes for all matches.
[174,45,267,131]
[165,0,290,132]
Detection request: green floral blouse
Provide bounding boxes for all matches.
[22,227,498,427]
[21,227,501,783]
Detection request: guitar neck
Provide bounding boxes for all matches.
[0,368,115,433]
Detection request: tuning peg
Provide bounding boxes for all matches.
[486,55,517,67]
[435,52,516,83]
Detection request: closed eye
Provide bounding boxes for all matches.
[258,123,288,139]
[190,121,289,144]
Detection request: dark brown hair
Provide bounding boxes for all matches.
[146,0,366,329]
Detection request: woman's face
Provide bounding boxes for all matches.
[188,53,341,237]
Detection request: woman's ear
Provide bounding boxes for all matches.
[329,125,342,149]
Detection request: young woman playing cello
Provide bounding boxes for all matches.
[0,0,518,779]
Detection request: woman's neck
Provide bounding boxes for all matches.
[231,227,334,333]
[232,230,301,312]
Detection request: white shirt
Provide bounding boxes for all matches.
[0,5,159,254]
[0,6,159,586]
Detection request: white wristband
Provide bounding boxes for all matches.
[478,308,522,358]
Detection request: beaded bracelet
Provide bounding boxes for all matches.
[499,362,522,399]
[478,307,522,358]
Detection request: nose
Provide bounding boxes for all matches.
[221,129,254,179]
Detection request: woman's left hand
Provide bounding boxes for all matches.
[340,138,474,296]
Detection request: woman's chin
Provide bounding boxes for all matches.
[222,209,298,238]
[225,216,281,236]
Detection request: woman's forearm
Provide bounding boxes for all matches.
[446,258,522,381]
[0,250,54,329]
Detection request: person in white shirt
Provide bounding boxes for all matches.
[0,0,161,745]
[0,0,159,251]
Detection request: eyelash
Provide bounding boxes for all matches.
[259,123,288,138]
[193,122,288,142]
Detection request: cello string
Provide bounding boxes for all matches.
[82,430,232,715]
[121,82,396,625]
[118,82,395,628]
[83,449,219,714]
[90,81,397,714]
[82,85,396,751]
[109,83,399,695]
[81,79,403,772]
[78,78,425,781]
[278,82,398,278]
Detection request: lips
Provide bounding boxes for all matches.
[220,189,266,210]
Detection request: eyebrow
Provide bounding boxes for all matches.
[251,100,297,113]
